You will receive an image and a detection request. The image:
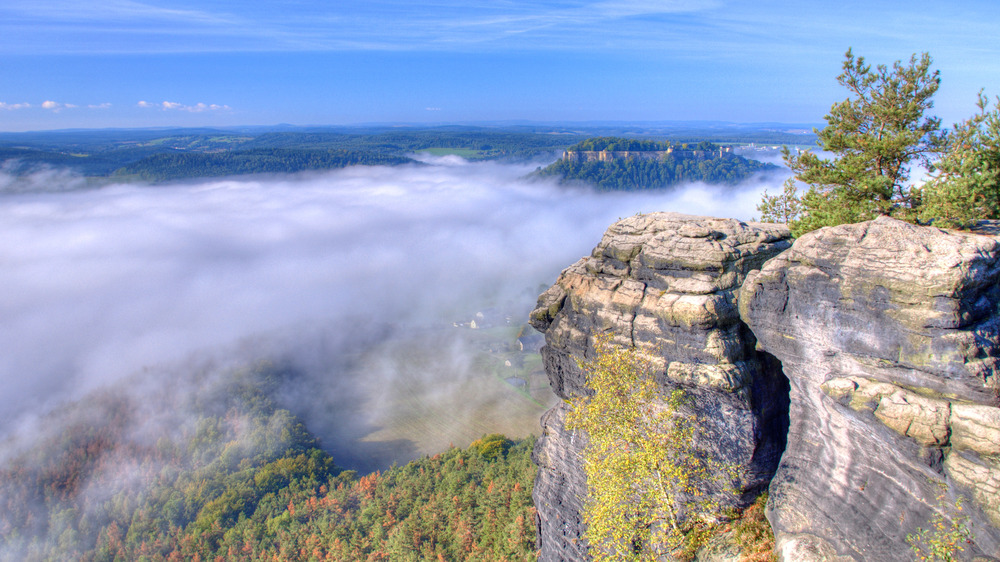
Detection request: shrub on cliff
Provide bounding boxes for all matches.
[566,336,732,560]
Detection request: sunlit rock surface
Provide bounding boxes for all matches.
[529,212,792,560]
[740,216,1000,561]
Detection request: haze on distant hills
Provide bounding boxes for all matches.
[0,122,812,184]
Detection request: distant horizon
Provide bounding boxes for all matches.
[2,1,997,132]
[0,118,825,136]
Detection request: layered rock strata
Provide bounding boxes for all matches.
[529,213,793,560]
[740,216,1000,560]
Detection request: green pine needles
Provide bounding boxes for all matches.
[919,92,1000,228]
[759,49,1000,235]
[566,336,726,561]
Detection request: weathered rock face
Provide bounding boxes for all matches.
[529,213,793,560]
[531,404,589,562]
[740,216,1000,560]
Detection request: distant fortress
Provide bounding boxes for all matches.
[562,145,734,163]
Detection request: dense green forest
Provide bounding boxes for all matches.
[565,137,672,152]
[0,128,582,181]
[536,139,777,190]
[112,149,414,182]
[0,362,537,561]
[0,124,810,183]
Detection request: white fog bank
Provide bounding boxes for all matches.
[0,159,787,469]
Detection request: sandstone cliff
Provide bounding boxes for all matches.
[529,213,793,559]
[740,216,1000,561]
[531,213,1000,561]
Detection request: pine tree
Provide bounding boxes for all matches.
[781,49,945,236]
[919,92,1000,228]
[756,178,802,224]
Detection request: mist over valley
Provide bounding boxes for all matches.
[0,154,786,469]
[2,0,997,557]
[0,148,792,557]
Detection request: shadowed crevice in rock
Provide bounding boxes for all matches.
[741,216,1000,561]
[744,349,790,497]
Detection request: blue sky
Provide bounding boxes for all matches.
[1,0,998,131]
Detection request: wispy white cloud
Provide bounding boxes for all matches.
[3,0,236,26]
[1,100,111,113]
[41,100,78,112]
[592,0,708,17]
[139,100,231,112]
[0,0,727,54]
[0,0,996,80]
[184,103,231,112]
[331,0,724,50]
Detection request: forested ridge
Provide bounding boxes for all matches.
[0,129,583,182]
[112,149,414,182]
[536,138,777,190]
[0,363,537,561]
[564,137,672,152]
[0,125,809,183]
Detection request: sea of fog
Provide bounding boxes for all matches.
[0,156,788,471]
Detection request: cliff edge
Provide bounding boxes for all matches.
[531,213,1000,561]
[529,212,792,560]
[740,216,1000,561]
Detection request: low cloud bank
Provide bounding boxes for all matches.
[0,159,787,468]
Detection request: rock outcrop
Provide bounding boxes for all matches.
[531,404,590,561]
[529,213,793,560]
[740,216,1000,560]
[531,213,1000,561]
